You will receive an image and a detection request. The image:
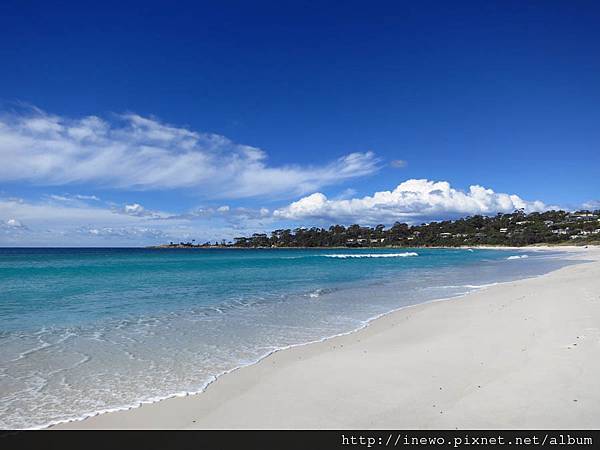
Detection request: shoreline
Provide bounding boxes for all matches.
[146,244,595,250]
[51,245,600,430]
[43,275,510,429]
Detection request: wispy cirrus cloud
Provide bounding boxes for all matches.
[0,106,380,198]
[274,179,550,224]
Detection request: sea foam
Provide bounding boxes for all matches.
[323,252,419,259]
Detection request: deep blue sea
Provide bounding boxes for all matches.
[0,247,578,428]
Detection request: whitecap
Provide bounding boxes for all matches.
[323,252,418,259]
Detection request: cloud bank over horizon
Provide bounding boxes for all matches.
[274,179,550,224]
[0,196,277,246]
[0,178,557,246]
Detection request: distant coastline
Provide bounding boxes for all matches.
[146,242,590,249]
[149,208,600,250]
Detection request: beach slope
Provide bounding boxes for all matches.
[55,247,600,429]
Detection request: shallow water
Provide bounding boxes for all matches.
[0,247,578,428]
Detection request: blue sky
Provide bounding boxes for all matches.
[0,1,599,245]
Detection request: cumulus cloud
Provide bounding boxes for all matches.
[123,203,146,216]
[274,179,548,224]
[0,107,379,198]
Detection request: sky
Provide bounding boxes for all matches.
[0,0,599,246]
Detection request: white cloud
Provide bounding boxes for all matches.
[333,188,358,200]
[0,107,379,198]
[274,179,549,224]
[78,226,166,240]
[46,193,101,204]
[0,197,141,229]
[75,194,100,201]
[0,196,276,246]
[390,159,407,168]
[49,195,71,202]
[582,200,600,210]
[123,203,146,216]
[3,218,26,228]
[0,178,556,246]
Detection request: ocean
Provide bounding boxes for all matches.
[0,247,577,429]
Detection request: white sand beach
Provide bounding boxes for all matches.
[54,246,600,430]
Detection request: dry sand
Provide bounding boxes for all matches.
[54,246,600,429]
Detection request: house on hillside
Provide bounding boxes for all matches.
[570,212,596,220]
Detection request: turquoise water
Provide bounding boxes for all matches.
[0,247,577,428]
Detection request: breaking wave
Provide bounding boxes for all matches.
[322,252,419,259]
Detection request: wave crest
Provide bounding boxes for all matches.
[323,252,419,259]
[507,255,529,260]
